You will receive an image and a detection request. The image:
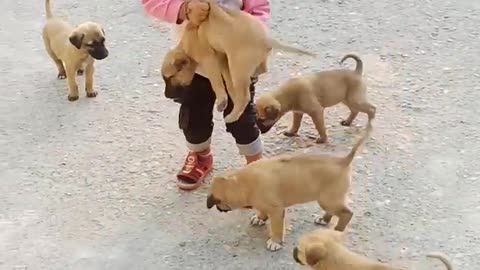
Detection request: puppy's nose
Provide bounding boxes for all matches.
[293,247,303,265]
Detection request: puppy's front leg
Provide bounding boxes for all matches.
[203,55,228,112]
[309,109,328,143]
[65,65,79,101]
[85,62,97,98]
[284,112,303,137]
[250,209,268,226]
[266,208,285,251]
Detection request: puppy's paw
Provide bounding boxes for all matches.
[250,215,266,226]
[215,97,228,112]
[86,91,98,98]
[224,113,240,124]
[266,239,283,252]
[314,216,329,226]
[77,69,84,76]
[68,95,79,102]
[340,120,352,126]
[315,136,328,144]
[57,73,66,79]
[283,130,298,137]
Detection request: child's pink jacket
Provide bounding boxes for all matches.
[142,0,270,24]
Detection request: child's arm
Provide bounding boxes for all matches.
[243,0,271,24]
[142,0,186,24]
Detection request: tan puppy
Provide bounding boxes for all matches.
[206,119,373,251]
[42,0,109,101]
[255,54,376,143]
[293,229,453,270]
[161,0,315,123]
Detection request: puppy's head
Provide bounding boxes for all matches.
[161,48,197,100]
[293,229,344,267]
[69,22,109,60]
[255,94,282,134]
[206,172,248,212]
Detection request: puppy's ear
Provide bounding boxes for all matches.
[305,243,328,267]
[69,32,85,49]
[173,57,189,72]
[265,105,279,120]
[206,194,220,209]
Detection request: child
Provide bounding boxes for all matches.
[142,0,271,190]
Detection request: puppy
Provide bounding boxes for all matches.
[161,0,315,123]
[42,0,109,101]
[255,54,376,143]
[293,229,453,270]
[206,119,373,251]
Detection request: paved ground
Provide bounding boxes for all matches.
[1,0,480,269]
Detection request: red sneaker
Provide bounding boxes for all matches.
[176,151,213,191]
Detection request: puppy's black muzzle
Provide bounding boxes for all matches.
[256,119,274,134]
[88,46,109,60]
[216,205,230,213]
[293,247,303,265]
[163,76,187,104]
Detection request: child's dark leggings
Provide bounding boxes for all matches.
[177,73,263,156]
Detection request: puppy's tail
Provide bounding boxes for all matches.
[426,252,453,270]
[340,54,363,75]
[45,0,53,19]
[268,38,317,57]
[340,119,373,166]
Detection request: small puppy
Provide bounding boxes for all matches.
[161,0,315,123]
[293,229,453,270]
[42,0,109,101]
[255,54,376,143]
[206,120,373,251]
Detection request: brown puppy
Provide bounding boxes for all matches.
[255,54,376,143]
[161,0,316,123]
[42,0,109,101]
[206,119,373,251]
[293,229,453,270]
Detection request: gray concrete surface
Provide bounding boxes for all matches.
[1,0,479,269]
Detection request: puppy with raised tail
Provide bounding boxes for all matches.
[293,229,453,270]
[255,54,376,143]
[206,119,374,251]
[42,0,109,101]
[161,0,315,123]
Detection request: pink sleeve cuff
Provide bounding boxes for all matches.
[142,0,184,24]
[243,0,271,24]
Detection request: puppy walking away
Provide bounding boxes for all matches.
[42,0,109,101]
[206,119,374,251]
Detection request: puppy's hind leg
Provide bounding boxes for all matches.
[314,200,333,226]
[43,39,66,79]
[203,55,229,112]
[284,112,303,137]
[224,54,258,123]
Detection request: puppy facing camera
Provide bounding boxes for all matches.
[42,0,109,101]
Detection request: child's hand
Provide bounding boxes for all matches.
[186,0,210,25]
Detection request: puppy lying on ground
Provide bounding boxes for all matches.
[206,119,373,251]
[255,54,375,143]
[42,0,109,101]
[293,229,453,270]
[161,0,315,123]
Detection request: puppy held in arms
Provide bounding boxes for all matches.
[42,0,109,101]
[161,0,316,123]
[293,229,454,270]
[206,119,374,251]
[256,54,376,143]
